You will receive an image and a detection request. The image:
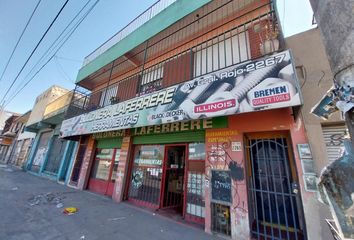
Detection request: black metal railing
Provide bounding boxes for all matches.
[65,1,281,120]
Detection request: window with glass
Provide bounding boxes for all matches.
[188,143,205,160]
[91,149,115,181]
[111,149,121,181]
[128,145,164,205]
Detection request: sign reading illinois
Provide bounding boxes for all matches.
[60,50,302,137]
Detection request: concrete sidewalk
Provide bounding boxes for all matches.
[0,165,220,240]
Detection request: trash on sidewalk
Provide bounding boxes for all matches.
[28,192,65,206]
[80,235,85,240]
[108,217,126,221]
[56,203,64,208]
[63,207,78,215]
[11,187,18,191]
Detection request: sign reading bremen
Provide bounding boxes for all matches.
[60,50,302,137]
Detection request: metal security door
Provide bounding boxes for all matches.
[44,136,66,174]
[246,133,305,240]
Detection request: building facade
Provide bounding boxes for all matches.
[0,112,20,162]
[59,1,326,239]
[25,86,78,184]
[1,111,35,167]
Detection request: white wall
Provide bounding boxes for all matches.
[26,86,69,126]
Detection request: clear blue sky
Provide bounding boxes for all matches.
[0,0,315,114]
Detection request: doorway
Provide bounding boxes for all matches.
[88,148,120,196]
[245,133,306,240]
[161,145,186,215]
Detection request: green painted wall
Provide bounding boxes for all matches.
[133,131,205,145]
[76,0,212,84]
[96,138,122,149]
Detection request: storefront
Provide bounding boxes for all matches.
[61,50,311,238]
[124,119,221,224]
[30,130,52,172]
[88,135,122,196]
[42,135,67,175]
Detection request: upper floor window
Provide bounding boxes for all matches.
[193,30,251,77]
[138,64,163,96]
[99,83,118,107]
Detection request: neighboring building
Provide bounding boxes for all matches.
[286,28,346,171]
[4,111,36,167]
[25,86,78,184]
[0,110,14,131]
[59,1,328,239]
[0,111,20,162]
[285,28,341,239]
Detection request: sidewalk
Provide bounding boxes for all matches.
[0,165,220,240]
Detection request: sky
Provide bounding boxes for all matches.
[0,0,315,114]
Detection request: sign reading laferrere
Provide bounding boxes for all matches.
[60,50,301,137]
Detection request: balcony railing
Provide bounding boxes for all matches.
[66,1,281,120]
[43,91,74,120]
[82,0,177,66]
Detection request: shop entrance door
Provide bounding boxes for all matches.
[245,133,306,240]
[88,148,120,197]
[161,145,186,215]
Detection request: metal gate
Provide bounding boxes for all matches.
[44,136,67,174]
[246,134,305,240]
[31,131,52,172]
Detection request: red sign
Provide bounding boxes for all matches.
[194,99,236,113]
[252,93,291,106]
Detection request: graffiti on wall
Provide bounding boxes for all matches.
[206,132,248,219]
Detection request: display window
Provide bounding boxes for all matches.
[88,148,120,196]
[126,142,206,226]
[128,145,164,207]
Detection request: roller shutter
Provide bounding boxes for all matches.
[322,124,348,164]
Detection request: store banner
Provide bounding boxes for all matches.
[60,50,302,137]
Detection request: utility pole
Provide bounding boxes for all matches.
[309,0,354,145]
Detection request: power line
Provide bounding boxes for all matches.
[54,55,74,83]
[4,0,100,108]
[0,0,42,84]
[13,0,93,92]
[55,55,82,63]
[0,0,70,106]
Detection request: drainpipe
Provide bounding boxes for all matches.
[309,0,354,146]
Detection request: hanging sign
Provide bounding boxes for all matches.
[60,50,301,137]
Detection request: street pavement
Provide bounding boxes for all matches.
[0,165,221,240]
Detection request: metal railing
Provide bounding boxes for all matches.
[66,1,280,120]
[82,0,177,66]
[43,91,74,119]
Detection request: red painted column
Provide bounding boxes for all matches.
[204,128,250,238]
[112,136,132,202]
[77,136,96,190]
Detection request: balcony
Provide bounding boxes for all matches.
[66,0,283,121]
[43,91,74,125]
[82,0,178,67]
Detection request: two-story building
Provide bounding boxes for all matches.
[0,111,20,162]
[25,86,78,184]
[59,0,324,239]
[1,111,35,166]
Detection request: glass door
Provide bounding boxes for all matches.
[89,148,119,196]
[161,145,186,214]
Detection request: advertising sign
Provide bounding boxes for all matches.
[60,50,302,137]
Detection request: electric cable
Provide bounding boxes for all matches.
[4,0,100,108]
[0,0,42,84]
[0,0,70,106]
[13,0,93,92]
